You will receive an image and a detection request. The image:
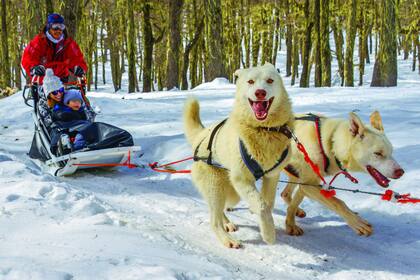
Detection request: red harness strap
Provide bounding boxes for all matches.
[314,117,330,172]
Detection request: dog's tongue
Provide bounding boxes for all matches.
[252,101,267,117]
[366,165,390,188]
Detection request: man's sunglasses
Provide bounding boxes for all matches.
[51,88,64,96]
[51,23,65,31]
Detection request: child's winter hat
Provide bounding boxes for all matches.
[64,89,83,105]
[43,69,63,95]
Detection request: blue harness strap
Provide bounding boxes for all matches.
[239,140,289,180]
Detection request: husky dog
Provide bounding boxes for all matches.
[183,63,294,248]
[281,111,404,236]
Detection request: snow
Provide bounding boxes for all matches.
[1,54,420,279]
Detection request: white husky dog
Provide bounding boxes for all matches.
[183,63,294,248]
[281,111,404,236]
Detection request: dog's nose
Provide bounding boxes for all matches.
[255,89,267,100]
[393,168,404,179]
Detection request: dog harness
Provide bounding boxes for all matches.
[284,113,347,179]
[193,119,292,180]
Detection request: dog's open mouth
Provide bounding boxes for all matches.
[366,165,390,188]
[248,97,274,121]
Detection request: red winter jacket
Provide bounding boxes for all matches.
[22,31,87,81]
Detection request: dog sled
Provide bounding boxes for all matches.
[23,76,142,176]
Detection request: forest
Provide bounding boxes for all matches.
[0,0,419,93]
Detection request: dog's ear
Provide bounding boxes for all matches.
[349,112,365,138]
[234,69,242,84]
[369,111,384,132]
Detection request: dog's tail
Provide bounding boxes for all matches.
[183,98,204,145]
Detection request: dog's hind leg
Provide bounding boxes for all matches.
[285,186,305,236]
[230,172,276,245]
[223,183,240,232]
[192,164,241,248]
[281,176,306,218]
[300,184,373,236]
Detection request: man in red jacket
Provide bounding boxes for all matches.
[22,13,87,83]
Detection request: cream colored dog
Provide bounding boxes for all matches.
[184,63,294,248]
[281,111,404,236]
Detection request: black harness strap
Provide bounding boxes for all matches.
[193,119,292,180]
[193,119,227,167]
[335,156,347,172]
[284,164,300,178]
[240,140,289,180]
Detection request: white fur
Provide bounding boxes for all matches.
[184,63,294,248]
[281,111,403,237]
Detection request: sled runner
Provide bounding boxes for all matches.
[23,76,142,176]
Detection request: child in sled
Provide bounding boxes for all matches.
[52,89,88,152]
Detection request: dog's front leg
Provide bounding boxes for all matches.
[261,171,281,211]
[230,172,276,244]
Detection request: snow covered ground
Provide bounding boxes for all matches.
[1,56,420,279]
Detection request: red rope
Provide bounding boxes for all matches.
[148,156,193,174]
[381,190,420,204]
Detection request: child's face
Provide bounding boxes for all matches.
[68,99,82,111]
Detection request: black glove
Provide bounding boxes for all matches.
[30,65,46,76]
[74,66,85,77]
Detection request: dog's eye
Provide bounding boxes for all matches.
[374,152,384,157]
[267,78,274,84]
[247,80,254,85]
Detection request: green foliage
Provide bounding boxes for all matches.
[0,0,417,91]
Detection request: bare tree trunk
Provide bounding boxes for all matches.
[166,0,183,90]
[320,0,331,86]
[314,0,322,87]
[285,0,293,77]
[100,15,106,85]
[142,2,153,92]
[260,3,273,65]
[344,0,357,87]
[0,0,11,88]
[204,0,226,81]
[127,0,137,93]
[291,32,299,86]
[272,4,280,65]
[371,0,397,87]
[332,12,344,86]
[358,1,366,86]
[181,19,204,90]
[244,8,251,68]
[300,0,313,88]
[62,0,82,39]
[45,0,53,15]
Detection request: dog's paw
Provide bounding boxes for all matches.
[224,222,237,232]
[262,230,276,245]
[223,238,242,249]
[348,217,373,236]
[296,208,306,218]
[286,224,304,236]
